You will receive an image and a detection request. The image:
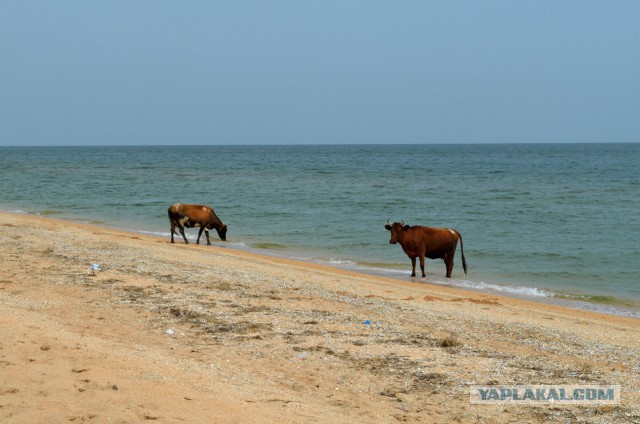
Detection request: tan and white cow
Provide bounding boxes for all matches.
[168,203,227,245]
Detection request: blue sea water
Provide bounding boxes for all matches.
[1,144,639,316]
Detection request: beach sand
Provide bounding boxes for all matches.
[1,212,638,423]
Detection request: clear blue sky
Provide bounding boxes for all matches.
[2,1,639,146]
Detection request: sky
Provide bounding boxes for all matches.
[1,1,639,146]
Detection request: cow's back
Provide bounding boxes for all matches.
[410,226,458,258]
[169,203,219,225]
[186,204,211,221]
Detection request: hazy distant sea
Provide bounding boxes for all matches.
[1,144,639,317]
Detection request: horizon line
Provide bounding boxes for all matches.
[1,141,638,148]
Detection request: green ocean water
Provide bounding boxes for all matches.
[1,144,638,316]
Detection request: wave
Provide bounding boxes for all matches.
[552,293,640,308]
[426,277,640,317]
[2,208,60,216]
[326,258,358,266]
[138,230,172,238]
[136,230,248,248]
[446,279,554,298]
[251,242,287,250]
[294,257,640,317]
[37,210,63,216]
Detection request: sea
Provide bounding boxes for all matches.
[1,143,639,317]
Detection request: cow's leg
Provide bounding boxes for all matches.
[204,229,211,245]
[419,255,426,278]
[170,221,176,243]
[444,254,454,278]
[178,225,189,244]
[196,227,205,244]
[410,257,417,277]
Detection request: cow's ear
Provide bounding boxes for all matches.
[384,224,392,231]
[403,225,410,230]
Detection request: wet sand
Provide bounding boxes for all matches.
[1,212,638,423]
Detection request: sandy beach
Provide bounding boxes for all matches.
[1,211,638,423]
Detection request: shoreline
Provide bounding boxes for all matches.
[6,209,640,319]
[5,210,640,319]
[2,211,640,422]
[6,209,640,331]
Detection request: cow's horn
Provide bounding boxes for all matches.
[400,220,404,226]
[386,219,392,225]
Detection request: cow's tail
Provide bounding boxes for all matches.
[456,230,468,275]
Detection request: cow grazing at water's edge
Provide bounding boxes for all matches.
[168,203,227,245]
[385,221,467,278]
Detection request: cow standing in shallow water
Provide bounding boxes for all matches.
[385,221,467,278]
[168,203,227,245]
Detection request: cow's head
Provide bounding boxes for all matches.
[216,224,228,241]
[385,220,408,244]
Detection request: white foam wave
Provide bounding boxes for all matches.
[139,230,171,237]
[224,241,248,248]
[326,258,358,266]
[135,230,248,248]
[451,279,554,298]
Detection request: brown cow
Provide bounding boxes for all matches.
[385,221,467,278]
[168,203,227,245]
